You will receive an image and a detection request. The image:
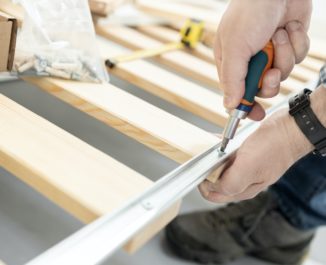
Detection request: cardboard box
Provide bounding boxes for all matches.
[0,11,17,72]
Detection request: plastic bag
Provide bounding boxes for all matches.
[13,0,109,83]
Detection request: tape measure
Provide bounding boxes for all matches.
[106,19,205,68]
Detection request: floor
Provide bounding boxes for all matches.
[0,78,325,265]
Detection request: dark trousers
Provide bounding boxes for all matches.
[271,153,326,230]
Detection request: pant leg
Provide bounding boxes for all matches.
[271,152,326,230]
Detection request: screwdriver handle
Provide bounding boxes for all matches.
[237,41,274,113]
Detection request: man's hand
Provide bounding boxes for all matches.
[200,87,326,203]
[215,0,312,120]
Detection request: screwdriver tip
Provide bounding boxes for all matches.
[219,138,229,153]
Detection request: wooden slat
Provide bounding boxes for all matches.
[301,56,325,72]
[309,39,326,61]
[136,25,215,64]
[0,0,128,22]
[96,24,220,88]
[136,25,324,76]
[97,38,228,126]
[135,0,220,31]
[24,77,218,163]
[161,0,225,11]
[0,94,179,252]
[291,65,319,83]
[95,26,293,109]
[281,78,306,94]
[89,0,132,17]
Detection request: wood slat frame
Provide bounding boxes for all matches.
[96,24,290,109]
[96,24,220,88]
[0,0,325,257]
[0,94,181,253]
[136,25,215,64]
[97,38,228,126]
[24,77,218,163]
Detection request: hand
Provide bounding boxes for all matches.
[215,0,312,120]
[199,108,313,203]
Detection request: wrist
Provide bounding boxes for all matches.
[279,109,313,163]
[280,86,326,161]
[310,86,326,127]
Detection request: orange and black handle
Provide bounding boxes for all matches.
[237,41,274,113]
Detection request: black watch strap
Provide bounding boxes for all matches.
[289,89,326,157]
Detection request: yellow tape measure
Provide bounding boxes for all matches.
[106,19,205,68]
[180,19,205,48]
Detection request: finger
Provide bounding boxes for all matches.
[247,102,266,121]
[198,180,213,200]
[286,21,310,64]
[200,183,266,203]
[231,183,266,201]
[257,68,281,98]
[214,34,222,78]
[220,43,251,109]
[272,29,295,80]
[213,157,251,196]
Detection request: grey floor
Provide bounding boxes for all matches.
[0,78,325,265]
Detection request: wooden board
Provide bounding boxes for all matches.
[301,56,325,72]
[0,93,180,252]
[135,0,220,31]
[281,78,306,94]
[134,24,318,93]
[137,25,325,76]
[0,0,127,22]
[96,24,220,88]
[291,65,319,83]
[97,37,282,118]
[136,25,215,64]
[309,39,326,61]
[89,0,132,17]
[24,77,218,163]
[97,38,228,126]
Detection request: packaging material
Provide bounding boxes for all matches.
[0,11,17,72]
[13,0,109,83]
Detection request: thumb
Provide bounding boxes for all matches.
[220,45,251,109]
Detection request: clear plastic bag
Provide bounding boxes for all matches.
[13,0,109,83]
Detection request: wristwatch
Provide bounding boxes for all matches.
[289,89,326,157]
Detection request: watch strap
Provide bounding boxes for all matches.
[289,89,326,157]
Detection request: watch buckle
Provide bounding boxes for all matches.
[289,95,310,116]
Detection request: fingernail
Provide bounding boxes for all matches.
[273,30,289,45]
[287,21,301,32]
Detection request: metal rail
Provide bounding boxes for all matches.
[25,91,300,265]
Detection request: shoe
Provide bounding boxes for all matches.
[166,191,314,265]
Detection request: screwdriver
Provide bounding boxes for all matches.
[220,41,274,152]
